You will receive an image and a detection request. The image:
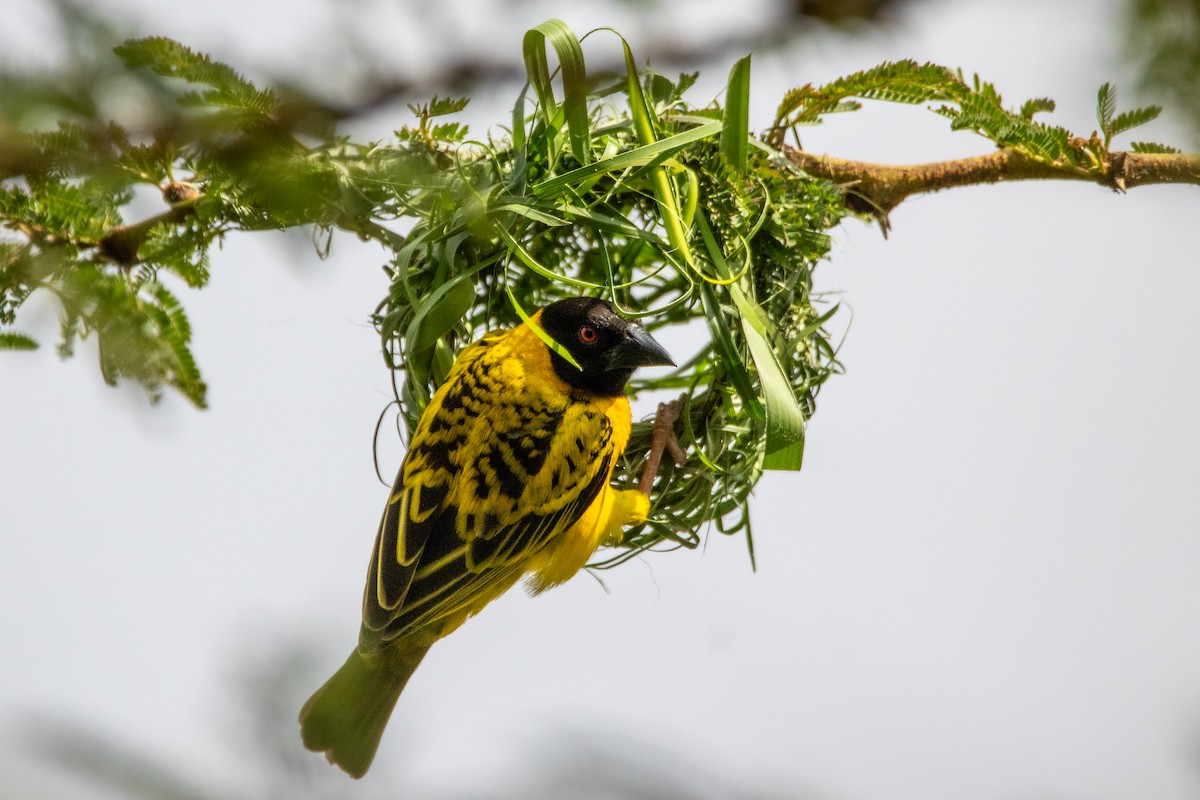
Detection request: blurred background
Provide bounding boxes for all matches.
[3,0,1200,798]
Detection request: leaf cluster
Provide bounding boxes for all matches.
[0,35,437,405]
[771,60,1177,177]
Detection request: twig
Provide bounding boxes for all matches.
[783,145,1200,218]
[98,185,199,266]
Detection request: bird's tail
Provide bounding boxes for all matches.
[299,639,433,778]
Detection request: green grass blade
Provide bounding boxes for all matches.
[738,301,806,471]
[506,287,582,370]
[522,20,591,165]
[405,273,476,353]
[530,121,722,197]
[700,282,764,422]
[619,36,696,269]
[695,211,805,470]
[556,204,666,242]
[496,203,571,227]
[495,225,606,289]
[693,209,752,286]
[722,55,751,171]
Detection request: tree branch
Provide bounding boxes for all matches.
[97,204,196,265]
[782,145,1200,218]
[97,182,200,265]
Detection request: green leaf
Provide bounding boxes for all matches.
[496,203,570,228]
[699,282,764,421]
[556,204,665,243]
[1020,97,1056,119]
[1110,105,1162,137]
[725,285,805,469]
[505,287,581,370]
[530,120,722,197]
[429,122,469,143]
[114,37,275,115]
[0,331,38,350]
[772,60,966,145]
[406,275,475,353]
[618,36,697,269]
[1130,141,1181,154]
[148,283,206,407]
[428,96,470,117]
[495,225,606,289]
[522,20,591,165]
[942,91,1074,164]
[693,211,806,469]
[721,55,751,172]
[740,312,805,471]
[1096,82,1116,136]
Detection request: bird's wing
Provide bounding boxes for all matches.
[361,346,616,645]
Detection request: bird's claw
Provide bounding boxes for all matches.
[639,393,687,496]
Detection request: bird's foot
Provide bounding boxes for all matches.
[638,393,687,497]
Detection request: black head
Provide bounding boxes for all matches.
[537,297,674,397]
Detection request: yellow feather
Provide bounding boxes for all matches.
[300,299,666,779]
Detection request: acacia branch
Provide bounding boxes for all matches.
[97,182,201,265]
[783,145,1200,217]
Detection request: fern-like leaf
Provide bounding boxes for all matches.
[1110,105,1162,137]
[1097,82,1117,136]
[1020,97,1056,119]
[773,83,819,127]
[0,331,38,350]
[774,61,962,132]
[114,37,276,117]
[147,283,206,407]
[428,96,470,117]
[1130,141,1181,154]
[822,60,962,106]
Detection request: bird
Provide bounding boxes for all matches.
[299,296,675,778]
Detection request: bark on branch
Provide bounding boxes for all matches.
[782,145,1200,219]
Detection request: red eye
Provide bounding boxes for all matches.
[578,325,598,345]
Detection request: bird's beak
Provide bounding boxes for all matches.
[604,324,675,371]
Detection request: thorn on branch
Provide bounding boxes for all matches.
[1107,151,1128,193]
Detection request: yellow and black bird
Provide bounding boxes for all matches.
[299,297,674,778]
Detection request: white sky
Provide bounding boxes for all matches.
[3,1,1199,799]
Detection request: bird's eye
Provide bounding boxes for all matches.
[578,325,599,345]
